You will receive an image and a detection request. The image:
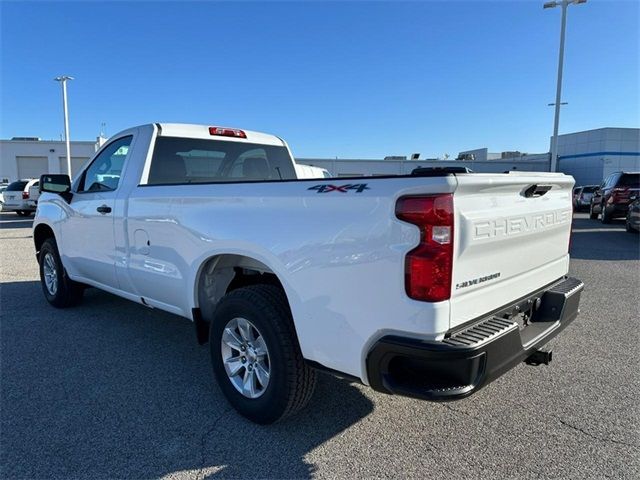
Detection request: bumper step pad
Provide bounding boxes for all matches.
[443,317,517,348]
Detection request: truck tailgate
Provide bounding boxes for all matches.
[450,172,574,329]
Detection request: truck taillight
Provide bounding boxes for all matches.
[22,191,29,199]
[396,194,454,302]
[209,126,247,138]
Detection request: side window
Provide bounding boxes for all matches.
[610,173,621,188]
[79,136,132,192]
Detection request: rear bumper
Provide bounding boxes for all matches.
[606,203,632,216]
[366,276,583,401]
[1,203,34,212]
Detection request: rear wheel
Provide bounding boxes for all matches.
[589,203,598,220]
[600,204,612,224]
[626,216,637,233]
[39,238,84,308]
[209,284,316,424]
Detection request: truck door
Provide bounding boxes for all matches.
[61,136,133,289]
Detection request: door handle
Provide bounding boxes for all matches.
[96,204,112,214]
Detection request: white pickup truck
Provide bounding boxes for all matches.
[34,123,583,424]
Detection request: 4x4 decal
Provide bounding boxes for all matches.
[308,183,370,193]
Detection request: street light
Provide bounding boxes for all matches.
[544,0,586,172]
[54,75,74,177]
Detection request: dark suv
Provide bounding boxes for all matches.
[590,172,640,223]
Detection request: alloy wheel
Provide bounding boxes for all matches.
[220,317,271,399]
[43,252,58,295]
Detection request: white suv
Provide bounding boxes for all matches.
[2,179,40,216]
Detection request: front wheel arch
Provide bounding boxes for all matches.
[34,223,56,254]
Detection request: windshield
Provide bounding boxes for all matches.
[582,186,597,193]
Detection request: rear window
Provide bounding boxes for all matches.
[7,181,27,191]
[582,186,597,193]
[618,174,639,188]
[146,137,296,185]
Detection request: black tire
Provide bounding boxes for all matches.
[626,216,637,233]
[600,204,612,224]
[38,238,84,308]
[589,203,598,220]
[16,210,24,216]
[209,284,316,424]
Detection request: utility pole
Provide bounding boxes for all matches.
[543,0,587,172]
[54,75,74,177]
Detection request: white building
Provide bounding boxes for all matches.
[555,127,640,186]
[297,155,550,177]
[0,138,101,183]
[2,127,636,186]
[301,127,638,183]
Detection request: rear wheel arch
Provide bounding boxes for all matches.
[195,254,297,341]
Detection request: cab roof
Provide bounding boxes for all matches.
[155,123,285,147]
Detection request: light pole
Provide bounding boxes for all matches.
[544,0,586,172]
[54,75,74,177]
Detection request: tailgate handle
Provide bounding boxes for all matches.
[523,184,552,198]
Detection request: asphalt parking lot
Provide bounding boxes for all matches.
[1,211,638,479]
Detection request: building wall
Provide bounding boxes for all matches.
[555,127,640,186]
[0,140,97,182]
[297,156,550,177]
[2,127,636,186]
[457,148,489,161]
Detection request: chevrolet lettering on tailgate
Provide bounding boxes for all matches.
[473,209,572,240]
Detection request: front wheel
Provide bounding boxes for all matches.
[39,238,84,308]
[210,284,316,424]
[589,203,598,220]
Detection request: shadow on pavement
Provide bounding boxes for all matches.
[570,216,639,261]
[0,212,34,230]
[0,281,373,479]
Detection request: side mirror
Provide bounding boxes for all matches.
[40,174,71,194]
